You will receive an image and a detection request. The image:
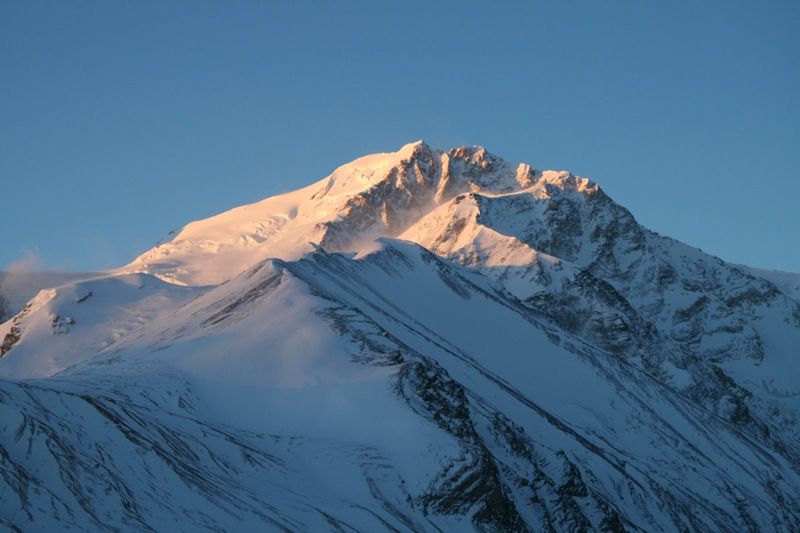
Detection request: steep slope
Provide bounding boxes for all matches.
[3,241,799,531]
[397,166,800,468]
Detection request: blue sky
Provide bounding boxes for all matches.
[2,1,798,272]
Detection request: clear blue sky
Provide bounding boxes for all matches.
[2,1,798,272]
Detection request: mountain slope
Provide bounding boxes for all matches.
[396,167,800,467]
[4,240,799,531]
[123,140,800,470]
[741,265,800,302]
[2,141,799,531]
[120,142,534,286]
[0,273,203,378]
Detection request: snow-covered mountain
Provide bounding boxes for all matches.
[2,141,799,531]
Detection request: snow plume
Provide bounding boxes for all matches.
[0,251,42,321]
[2,250,44,276]
[0,251,96,322]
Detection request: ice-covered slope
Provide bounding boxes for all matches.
[3,241,799,531]
[2,141,799,531]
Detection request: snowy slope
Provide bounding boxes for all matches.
[2,141,799,531]
[394,167,800,463]
[4,241,799,531]
[120,142,535,285]
[741,265,800,302]
[0,273,203,378]
[121,142,437,285]
[121,140,800,468]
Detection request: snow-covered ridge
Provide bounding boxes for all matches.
[120,141,594,286]
[0,273,203,378]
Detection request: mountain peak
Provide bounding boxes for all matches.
[398,139,430,156]
[119,142,584,285]
[447,144,505,170]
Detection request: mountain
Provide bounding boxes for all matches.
[2,141,799,531]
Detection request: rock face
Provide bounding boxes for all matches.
[2,141,799,531]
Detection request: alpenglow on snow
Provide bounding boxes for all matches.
[1,141,799,532]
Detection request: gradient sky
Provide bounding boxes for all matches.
[2,1,799,273]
